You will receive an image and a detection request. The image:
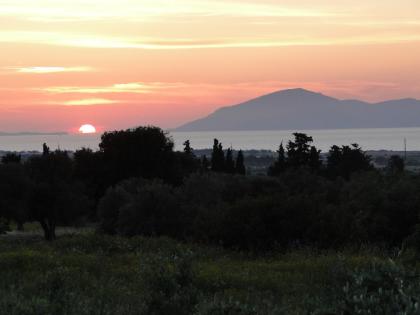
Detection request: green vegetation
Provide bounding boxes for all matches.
[1,231,420,315]
[2,126,420,313]
[98,170,420,250]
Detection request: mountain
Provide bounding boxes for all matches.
[175,88,420,131]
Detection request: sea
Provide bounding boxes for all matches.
[0,127,420,153]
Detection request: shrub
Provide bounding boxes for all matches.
[139,249,199,315]
[98,170,420,250]
[117,180,180,237]
[195,295,285,315]
[0,218,9,234]
[339,261,420,315]
[97,186,130,234]
[98,178,182,238]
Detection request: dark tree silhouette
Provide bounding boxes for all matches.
[268,143,286,176]
[211,139,225,172]
[42,143,50,156]
[308,146,322,171]
[269,133,322,175]
[235,150,246,175]
[73,148,106,215]
[0,163,30,231]
[286,133,314,168]
[225,148,235,174]
[326,144,372,179]
[26,150,88,240]
[99,126,175,184]
[1,153,21,164]
[183,140,193,155]
[386,155,405,175]
[173,150,200,184]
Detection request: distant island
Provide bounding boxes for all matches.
[0,131,68,136]
[176,88,420,131]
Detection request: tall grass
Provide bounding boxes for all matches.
[0,233,418,314]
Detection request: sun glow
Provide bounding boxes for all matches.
[78,124,96,134]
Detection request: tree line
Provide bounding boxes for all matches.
[0,126,416,250]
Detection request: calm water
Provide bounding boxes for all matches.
[0,128,419,152]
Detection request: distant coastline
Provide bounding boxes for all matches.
[0,127,419,151]
[0,131,68,136]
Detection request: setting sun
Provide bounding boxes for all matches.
[79,124,96,134]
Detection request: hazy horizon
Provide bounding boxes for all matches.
[2,127,420,152]
[1,88,420,134]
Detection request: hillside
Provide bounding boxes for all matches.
[176,88,420,131]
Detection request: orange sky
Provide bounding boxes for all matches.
[1,0,420,132]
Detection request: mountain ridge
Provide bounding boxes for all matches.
[175,88,420,131]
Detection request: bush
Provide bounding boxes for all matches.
[98,178,181,237]
[139,249,198,315]
[0,218,9,234]
[97,185,131,234]
[195,295,285,315]
[98,170,420,250]
[117,181,180,237]
[339,261,420,315]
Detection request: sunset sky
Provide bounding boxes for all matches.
[1,0,420,132]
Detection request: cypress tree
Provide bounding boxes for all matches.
[286,133,313,168]
[211,139,225,172]
[268,142,286,176]
[211,139,218,171]
[42,143,50,156]
[277,142,286,170]
[235,150,246,175]
[309,146,322,171]
[225,148,235,174]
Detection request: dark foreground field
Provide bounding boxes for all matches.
[1,227,420,315]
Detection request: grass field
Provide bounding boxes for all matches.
[0,226,418,315]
